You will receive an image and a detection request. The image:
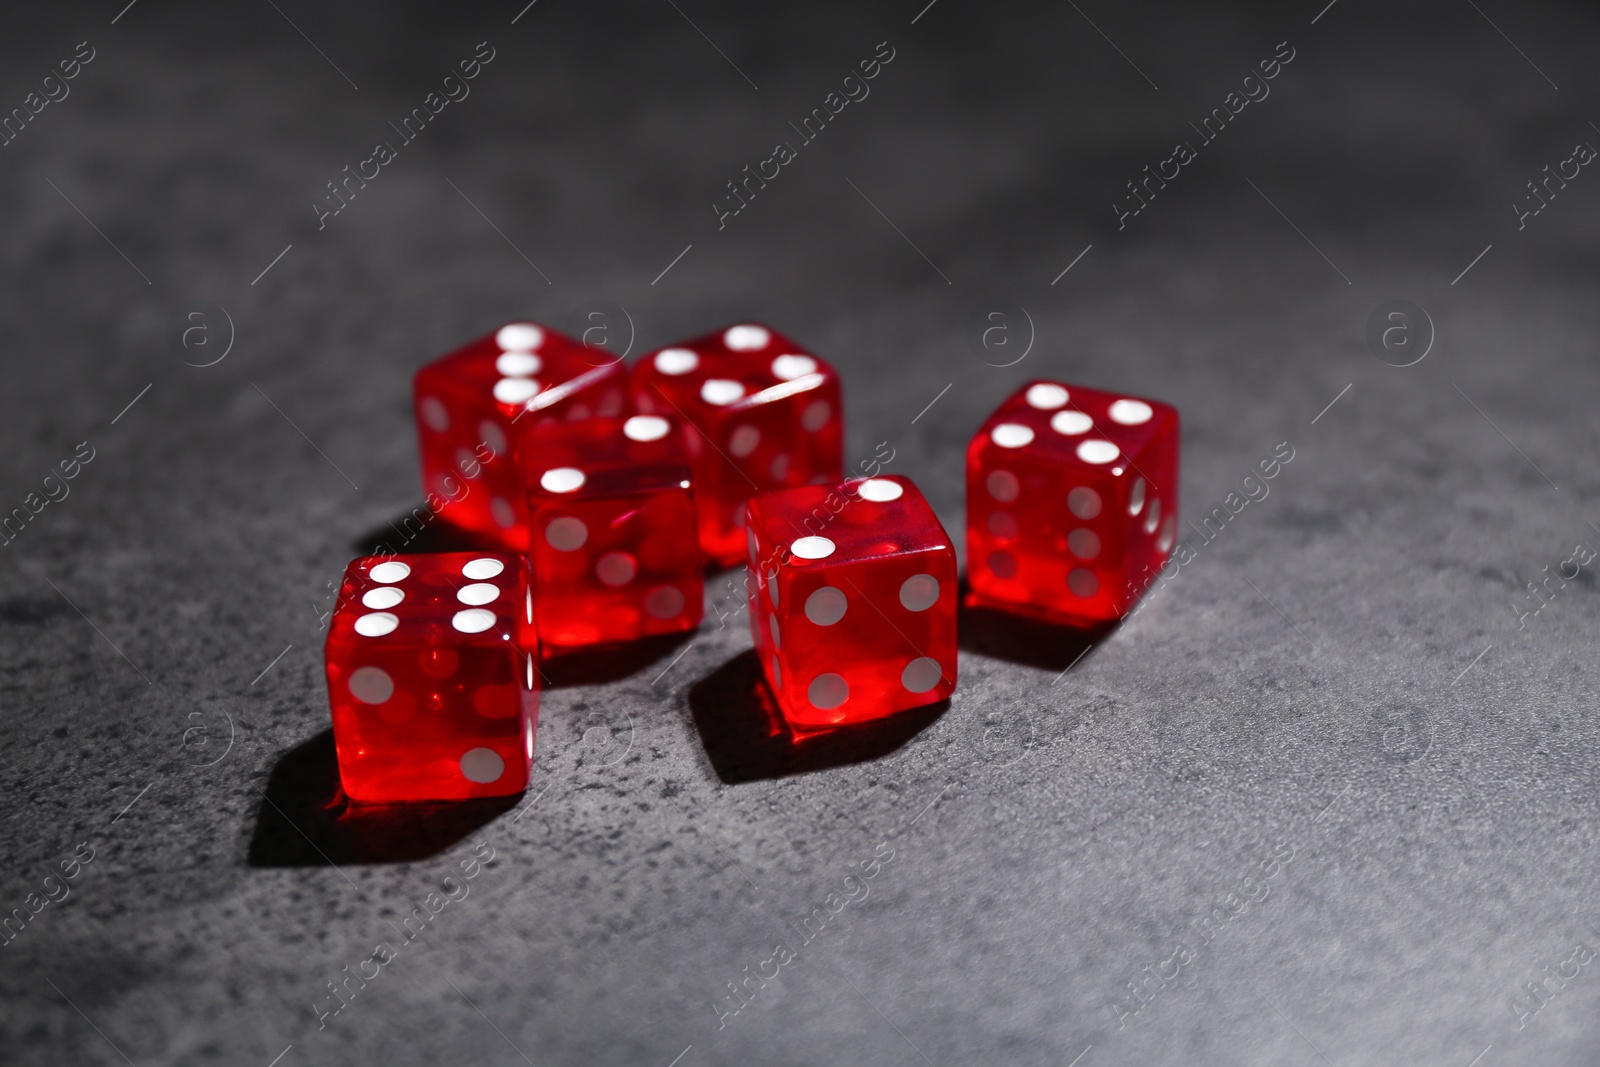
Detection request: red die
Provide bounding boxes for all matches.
[965,381,1179,626]
[745,475,957,731]
[631,323,843,567]
[413,321,628,548]
[324,552,539,802]
[519,414,704,650]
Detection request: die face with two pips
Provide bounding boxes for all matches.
[324,552,539,802]
[518,414,704,650]
[413,321,628,548]
[632,323,844,567]
[966,380,1179,626]
[745,475,957,732]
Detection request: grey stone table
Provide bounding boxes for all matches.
[2,1,1597,1064]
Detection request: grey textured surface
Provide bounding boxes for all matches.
[2,1,1599,1064]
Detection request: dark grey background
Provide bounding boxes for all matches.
[2,1,1598,1064]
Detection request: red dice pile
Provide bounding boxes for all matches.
[325,322,1179,802]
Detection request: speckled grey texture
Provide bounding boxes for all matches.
[2,1,1599,1064]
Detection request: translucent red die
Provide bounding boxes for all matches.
[631,323,843,567]
[324,551,539,802]
[413,321,628,547]
[745,475,957,731]
[519,414,704,650]
[965,380,1179,626]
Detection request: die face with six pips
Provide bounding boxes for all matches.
[965,380,1180,626]
[324,552,539,803]
[745,475,957,732]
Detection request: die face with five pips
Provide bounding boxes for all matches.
[632,323,844,567]
[413,321,628,549]
[745,475,958,732]
[965,380,1179,626]
[324,552,539,803]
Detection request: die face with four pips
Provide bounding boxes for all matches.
[745,475,958,732]
[631,323,844,567]
[324,552,539,803]
[965,380,1179,626]
[517,414,704,650]
[413,321,628,548]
